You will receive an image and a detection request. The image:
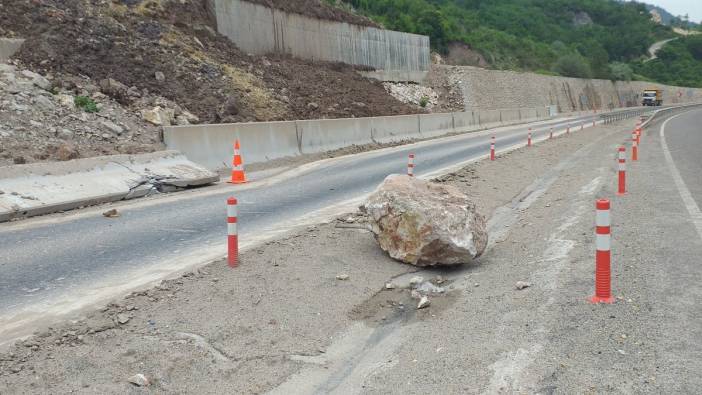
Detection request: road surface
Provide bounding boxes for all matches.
[647,38,676,61]
[1,107,701,393]
[0,112,619,345]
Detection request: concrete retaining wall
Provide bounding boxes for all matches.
[211,0,430,82]
[444,65,702,112]
[164,106,555,170]
[0,38,24,62]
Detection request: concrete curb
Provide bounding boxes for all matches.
[0,151,218,222]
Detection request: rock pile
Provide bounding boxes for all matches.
[361,174,488,266]
[0,62,194,167]
[383,82,439,109]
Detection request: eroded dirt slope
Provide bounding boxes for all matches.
[0,0,416,124]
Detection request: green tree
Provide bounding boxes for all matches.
[609,62,633,81]
[553,53,592,78]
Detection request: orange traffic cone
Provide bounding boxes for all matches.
[228,139,247,184]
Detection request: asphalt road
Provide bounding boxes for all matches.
[661,108,702,211]
[0,111,631,344]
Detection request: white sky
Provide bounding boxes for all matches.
[638,0,702,23]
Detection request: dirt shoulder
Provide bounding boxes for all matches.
[0,121,638,392]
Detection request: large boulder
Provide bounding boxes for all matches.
[361,174,488,267]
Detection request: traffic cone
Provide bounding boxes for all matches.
[228,139,247,184]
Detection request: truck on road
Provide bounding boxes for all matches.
[642,89,663,106]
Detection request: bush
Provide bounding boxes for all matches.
[419,96,429,108]
[553,53,592,78]
[74,96,99,113]
[609,62,634,81]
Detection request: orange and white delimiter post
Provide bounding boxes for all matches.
[407,153,415,177]
[227,197,238,268]
[617,147,626,196]
[490,136,496,161]
[589,199,614,304]
[632,131,638,161]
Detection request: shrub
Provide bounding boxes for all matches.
[419,96,429,108]
[553,53,592,78]
[74,96,99,113]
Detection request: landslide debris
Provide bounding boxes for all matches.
[0,63,163,166]
[1,0,417,125]
[246,0,378,27]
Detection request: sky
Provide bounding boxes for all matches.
[638,0,702,23]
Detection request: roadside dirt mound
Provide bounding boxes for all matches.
[1,0,416,124]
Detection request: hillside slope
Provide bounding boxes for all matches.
[0,0,418,125]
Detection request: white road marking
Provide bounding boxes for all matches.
[659,112,702,241]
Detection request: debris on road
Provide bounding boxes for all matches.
[361,174,488,266]
[417,296,431,309]
[416,281,446,295]
[515,281,532,290]
[127,373,150,387]
[409,276,424,287]
[102,209,120,218]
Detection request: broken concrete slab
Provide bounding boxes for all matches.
[0,151,218,222]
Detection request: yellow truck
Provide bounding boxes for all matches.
[642,89,663,106]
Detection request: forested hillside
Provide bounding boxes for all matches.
[633,35,702,87]
[334,0,702,86]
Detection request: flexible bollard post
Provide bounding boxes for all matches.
[549,127,553,139]
[227,197,238,268]
[408,153,415,177]
[490,136,495,161]
[617,147,626,196]
[589,199,614,304]
[632,132,638,161]
[528,129,532,147]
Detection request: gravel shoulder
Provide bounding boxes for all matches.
[0,119,674,393]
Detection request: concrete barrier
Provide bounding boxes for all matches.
[164,105,555,169]
[0,38,24,62]
[298,118,373,154]
[452,111,478,132]
[370,115,420,144]
[520,108,539,122]
[419,113,455,138]
[164,121,299,169]
[498,109,519,125]
[0,151,218,222]
[477,109,502,129]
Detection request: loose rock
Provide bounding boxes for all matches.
[127,373,150,387]
[515,281,532,290]
[361,174,488,266]
[102,209,120,218]
[335,274,349,281]
[417,296,431,309]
